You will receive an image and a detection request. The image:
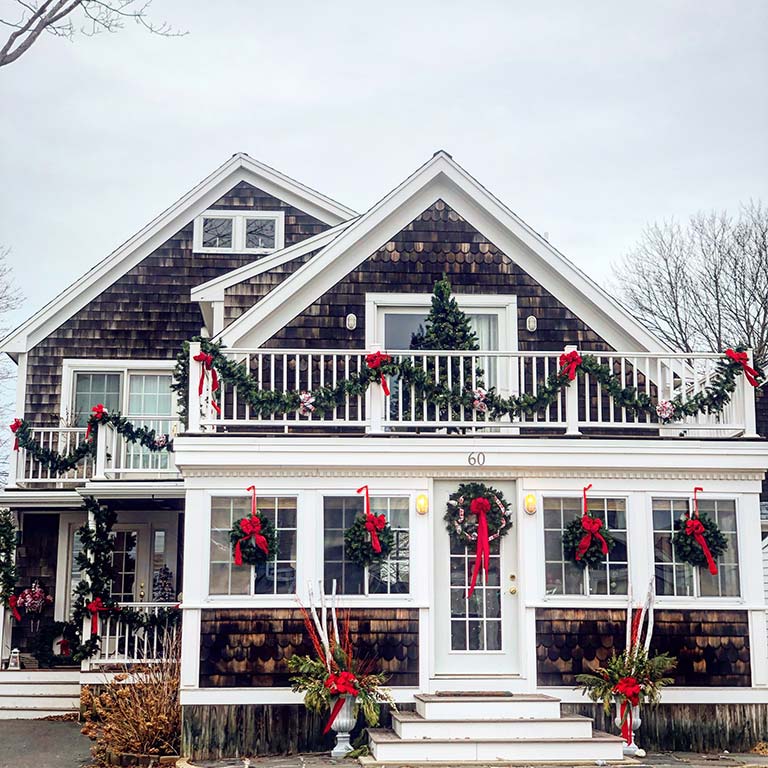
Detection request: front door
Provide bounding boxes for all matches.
[433,479,519,676]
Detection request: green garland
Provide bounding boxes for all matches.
[344,515,395,567]
[230,513,278,567]
[445,482,512,547]
[672,513,727,569]
[562,516,616,569]
[0,508,18,610]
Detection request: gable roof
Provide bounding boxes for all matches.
[217,151,670,353]
[1,153,356,359]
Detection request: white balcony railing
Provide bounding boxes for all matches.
[189,343,757,438]
[13,427,94,485]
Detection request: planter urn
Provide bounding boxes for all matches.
[613,698,643,757]
[329,696,356,758]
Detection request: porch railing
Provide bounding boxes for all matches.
[86,602,179,668]
[13,427,93,485]
[189,343,757,437]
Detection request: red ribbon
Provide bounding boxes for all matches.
[575,483,608,561]
[85,404,107,441]
[322,672,359,734]
[57,638,71,656]
[686,487,717,575]
[8,594,21,621]
[559,350,583,381]
[9,418,22,451]
[365,351,391,396]
[725,348,760,387]
[467,496,491,599]
[357,485,386,554]
[86,597,107,636]
[234,486,269,566]
[193,352,221,414]
[613,676,641,744]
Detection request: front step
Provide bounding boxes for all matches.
[0,669,81,719]
[414,693,562,721]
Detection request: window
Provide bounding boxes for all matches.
[73,373,121,426]
[323,496,410,595]
[110,530,138,602]
[193,210,284,254]
[544,496,628,596]
[653,497,739,597]
[209,496,297,596]
[126,374,174,470]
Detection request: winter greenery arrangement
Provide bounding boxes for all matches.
[672,487,727,574]
[0,508,18,619]
[561,484,616,568]
[344,485,395,568]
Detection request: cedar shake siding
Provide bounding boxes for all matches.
[24,183,329,424]
[536,608,751,687]
[261,200,615,352]
[199,608,419,688]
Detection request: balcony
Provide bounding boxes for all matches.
[188,345,757,439]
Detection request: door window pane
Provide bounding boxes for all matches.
[74,373,121,426]
[110,530,138,602]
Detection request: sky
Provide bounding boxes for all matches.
[1,0,767,335]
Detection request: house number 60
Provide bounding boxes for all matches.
[467,452,486,466]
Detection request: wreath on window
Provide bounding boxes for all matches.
[672,487,727,575]
[444,482,512,547]
[230,486,278,567]
[344,485,395,568]
[562,484,616,569]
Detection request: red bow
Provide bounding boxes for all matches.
[613,676,641,745]
[467,496,491,599]
[57,638,71,656]
[234,486,269,566]
[575,483,608,561]
[559,350,583,381]
[193,351,221,415]
[8,594,21,622]
[85,404,107,441]
[686,486,717,575]
[365,351,392,396]
[86,597,108,636]
[725,348,760,387]
[323,672,359,734]
[9,418,22,451]
[357,485,386,553]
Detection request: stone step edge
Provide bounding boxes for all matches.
[368,728,625,744]
[359,757,636,768]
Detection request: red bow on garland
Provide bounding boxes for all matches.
[559,350,583,381]
[193,352,221,415]
[8,594,21,622]
[613,675,641,745]
[9,418,22,451]
[85,404,107,441]
[233,486,269,566]
[86,597,108,636]
[322,671,359,734]
[685,486,718,575]
[365,351,392,396]
[357,485,386,554]
[575,484,609,561]
[724,348,761,387]
[467,496,491,599]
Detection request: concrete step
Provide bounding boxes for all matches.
[392,710,594,741]
[0,693,80,709]
[414,692,562,721]
[0,707,78,720]
[0,682,81,697]
[367,728,626,763]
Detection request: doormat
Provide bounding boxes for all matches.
[434,690,514,697]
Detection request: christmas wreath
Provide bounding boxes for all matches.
[230,486,278,566]
[344,485,395,568]
[562,484,616,568]
[672,487,726,574]
[444,482,512,546]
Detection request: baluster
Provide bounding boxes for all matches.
[344,355,350,422]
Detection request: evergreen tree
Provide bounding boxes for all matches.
[410,277,479,351]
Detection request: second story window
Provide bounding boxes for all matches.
[193,210,284,254]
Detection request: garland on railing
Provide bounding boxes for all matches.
[9,407,173,477]
[0,508,19,619]
[174,339,763,427]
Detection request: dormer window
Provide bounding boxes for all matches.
[193,210,284,254]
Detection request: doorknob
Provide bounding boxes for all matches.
[509,586,518,595]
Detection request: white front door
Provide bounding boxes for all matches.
[433,479,519,677]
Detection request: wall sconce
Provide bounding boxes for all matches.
[524,493,537,515]
[416,494,429,515]
[345,313,357,331]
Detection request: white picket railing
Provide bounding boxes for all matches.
[189,343,757,437]
[14,427,93,485]
[87,602,179,667]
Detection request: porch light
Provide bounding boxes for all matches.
[524,493,537,515]
[416,494,429,515]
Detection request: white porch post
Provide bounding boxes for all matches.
[187,342,202,433]
[81,500,97,672]
[742,350,758,438]
[93,424,110,481]
[368,343,384,433]
[563,345,581,436]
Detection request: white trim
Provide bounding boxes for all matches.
[547,686,768,704]
[0,153,355,357]
[192,209,285,255]
[217,152,670,353]
[55,511,86,621]
[180,687,420,705]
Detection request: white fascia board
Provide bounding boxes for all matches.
[79,481,186,499]
[0,153,355,356]
[190,218,356,303]
[0,490,83,508]
[218,152,669,353]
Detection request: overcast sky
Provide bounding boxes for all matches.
[1,0,766,334]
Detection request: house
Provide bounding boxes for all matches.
[0,151,766,761]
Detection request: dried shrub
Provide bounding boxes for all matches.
[81,633,180,764]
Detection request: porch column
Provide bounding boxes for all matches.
[563,345,581,436]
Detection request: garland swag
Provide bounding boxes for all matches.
[173,338,762,429]
[0,508,18,617]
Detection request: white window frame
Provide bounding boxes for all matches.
[193,209,285,255]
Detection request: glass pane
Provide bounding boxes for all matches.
[74,373,121,426]
[128,375,173,416]
[229,566,250,595]
[486,621,502,651]
[384,313,428,349]
[675,564,695,597]
[652,506,672,532]
[202,217,233,248]
[720,565,740,596]
[246,218,276,249]
[609,564,629,595]
[545,561,564,595]
[543,503,562,530]
[209,563,230,595]
[544,531,563,560]
[451,621,467,650]
[564,562,585,594]
[468,621,484,651]
[655,564,675,596]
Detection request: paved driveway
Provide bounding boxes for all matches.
[0,719,91,768]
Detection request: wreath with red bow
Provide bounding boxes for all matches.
[444,482,512,547]
[672,488,727,574]
[344,486,395,567]
[562,485,616,568]
[229,487,278,566]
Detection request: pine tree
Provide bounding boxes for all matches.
[410,277,479,351]
[152,566,176,602]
